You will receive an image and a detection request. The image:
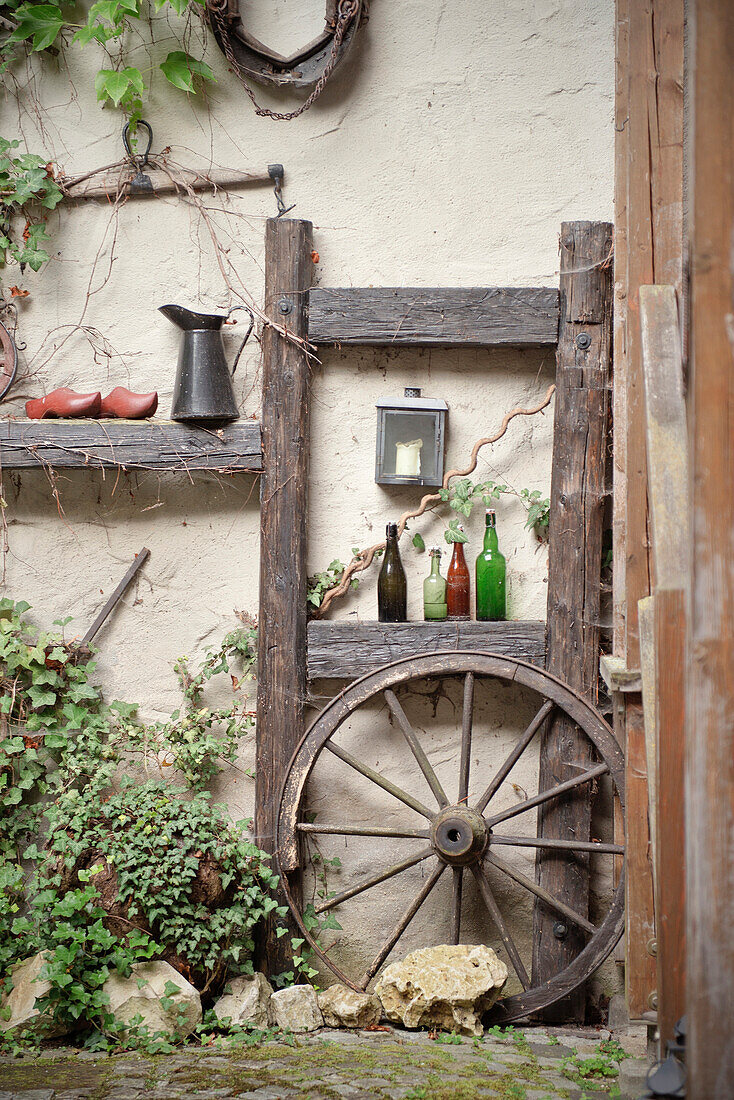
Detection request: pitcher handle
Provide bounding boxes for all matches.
[224,306,255,376]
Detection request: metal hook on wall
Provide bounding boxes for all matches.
[122,120,155,193]
[268,164,295,218]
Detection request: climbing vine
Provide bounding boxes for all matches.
[0,599,331,1048]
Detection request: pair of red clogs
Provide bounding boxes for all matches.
[26,386,158,420]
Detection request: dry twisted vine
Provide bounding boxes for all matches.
[315,383,557,618]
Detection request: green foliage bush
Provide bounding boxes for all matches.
[0,598,323,1048]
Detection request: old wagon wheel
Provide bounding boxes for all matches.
[277,652,625,1022]
[0,319,17,401]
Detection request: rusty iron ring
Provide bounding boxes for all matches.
[276,651,625,1022]
[0,319,18,401]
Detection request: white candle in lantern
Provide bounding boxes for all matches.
[395,438,423,476]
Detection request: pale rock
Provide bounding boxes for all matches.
[0,953,69,1037]
[317,983,381,1029]
[375,944,508,1036]
[103,960,202,1038]
[269,984,323,1032]
[213,973,273,1028]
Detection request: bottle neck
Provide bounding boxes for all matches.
[484,525,499,551]
[451,541,466,563]
[430,554,441,575]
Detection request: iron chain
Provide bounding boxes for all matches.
[210,0,359,121]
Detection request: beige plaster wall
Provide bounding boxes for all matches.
[2,0,617,997]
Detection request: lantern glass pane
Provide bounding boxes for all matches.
[381,410,440,482]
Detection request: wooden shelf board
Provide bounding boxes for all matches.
[0,419,263,472]
[309,287,560,348]
[307,619,546,680]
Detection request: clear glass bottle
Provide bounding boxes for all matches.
[378,523,407,622]
[446,534,471,620]
[475,509,506,621]
[423,547,447,620]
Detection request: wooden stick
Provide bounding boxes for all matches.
[82,546,150,644]
[60,159,272,202]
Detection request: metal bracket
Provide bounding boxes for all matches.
[268,164,295,219]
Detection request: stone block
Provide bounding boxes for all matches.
[317,983,381,1029]
[103,960,202,1038]
[0,953,70,1038]
[213,973,273,1029]
[375,944,508,1036]
[268,985,323,1032]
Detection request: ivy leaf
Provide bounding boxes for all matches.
[160,51,215,92]
[9,3,65,51]
[27,685,56,707]
[94,67,144,107]
[411,532,425,552]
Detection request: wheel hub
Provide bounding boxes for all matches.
[431,805,488,865]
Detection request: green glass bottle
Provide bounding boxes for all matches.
[423,547,447,620]
[475,509,506,621]
[378,523,407,622]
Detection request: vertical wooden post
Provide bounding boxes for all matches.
[614,0,683,1022]
[532,221,613,1021]
[686,2,734,1093]
[256,217,313,974]
[640,284,688,1044]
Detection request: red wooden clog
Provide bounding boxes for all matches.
[25,388,102,419]
[99,387,158,419]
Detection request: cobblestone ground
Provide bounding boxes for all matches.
[0,1024,648,1100]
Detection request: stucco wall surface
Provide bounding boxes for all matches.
[2,0,616,998]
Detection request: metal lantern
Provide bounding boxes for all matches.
[375,388,448,487]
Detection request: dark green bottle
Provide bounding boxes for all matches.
[378,523,407,622]
[475,509,506,621]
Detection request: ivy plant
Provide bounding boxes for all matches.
[0,137,63,273]
[0,598,333,1046]
[3,0,216,119]
[438,477,550,542]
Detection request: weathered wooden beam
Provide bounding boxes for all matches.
[686,2,734,1091]
[532,221,613,1022]
[61,164,272,202]
[306,620,546,680]
[616,0,684,1025]
[624,695,658,1015]
[309,287,560,347]
[255,217,312,975]
[640,285,687,1043]
[0,419,263,472]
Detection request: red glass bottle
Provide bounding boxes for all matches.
[446,539,471,620]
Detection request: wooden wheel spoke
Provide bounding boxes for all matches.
[357,861,446,989]
[325,740,435,821]
[485,852,596,936]
[384,689,449,808]
[475,699,555,814]
[315,847,435,914]
[450,867,463,945]
[470,864,530,990]
[458,673,474,804]
[297,823,430,839]
[486,760,609,828]
[490,834,624,855]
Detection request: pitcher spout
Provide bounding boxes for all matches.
[158,304,224,330]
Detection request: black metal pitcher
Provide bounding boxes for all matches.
[159,304,254,422]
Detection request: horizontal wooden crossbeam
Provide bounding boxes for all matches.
[0,419,263,472]
[309,287,560,347]
[307,620,546,680]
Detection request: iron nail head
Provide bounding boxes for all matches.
[576,332,591,349]
[552,921,568,940]
[278,297,293,315]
